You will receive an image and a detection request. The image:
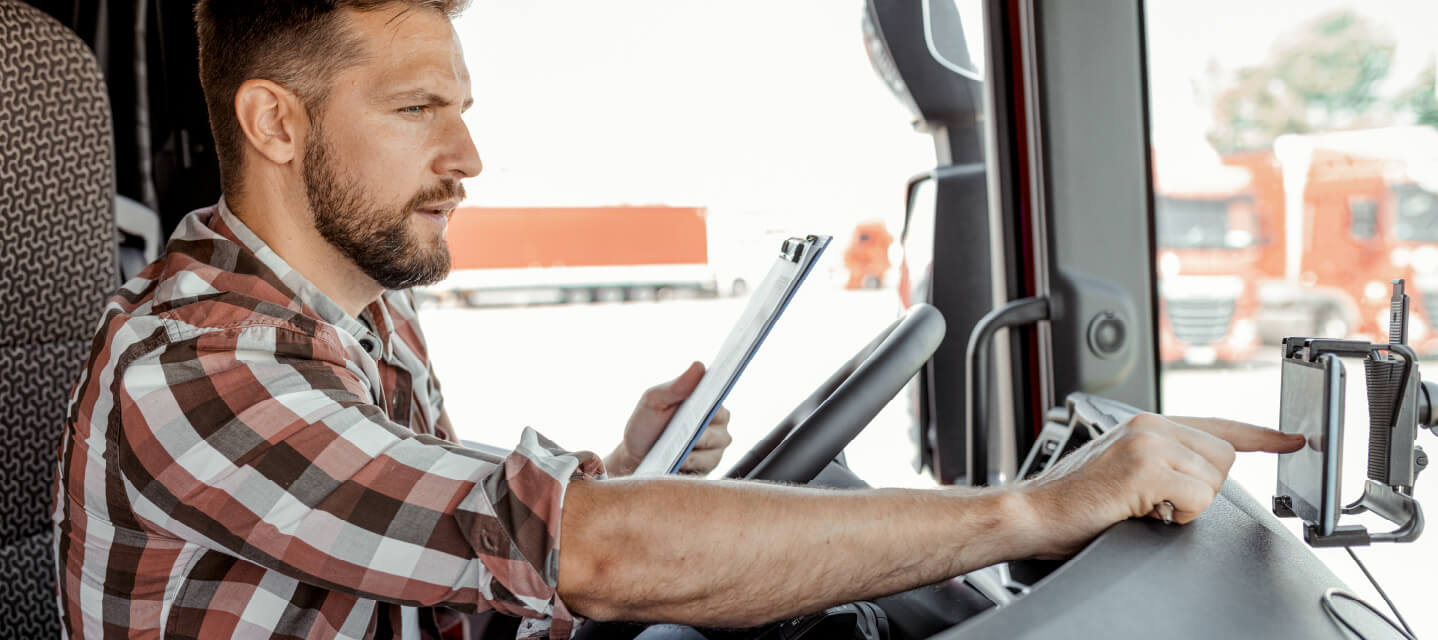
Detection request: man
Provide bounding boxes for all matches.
[52,1,1304,639]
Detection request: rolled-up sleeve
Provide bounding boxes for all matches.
[113,323,603,637]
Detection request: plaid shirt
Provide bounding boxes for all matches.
[53,201,603,639]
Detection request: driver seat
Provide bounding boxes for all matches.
[0,1,117,636]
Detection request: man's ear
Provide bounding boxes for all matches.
[233,79,307,167]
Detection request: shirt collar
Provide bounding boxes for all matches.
[214,197,374,341]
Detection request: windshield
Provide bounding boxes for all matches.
[1394,184,1438,242]
[1155,196,1251,249]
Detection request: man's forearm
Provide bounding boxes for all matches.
[556,476,1041,626]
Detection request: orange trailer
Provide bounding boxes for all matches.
[432,205,717,305]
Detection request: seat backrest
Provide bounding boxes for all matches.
[0,1,116,635]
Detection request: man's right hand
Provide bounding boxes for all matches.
[1013,413,1306,559]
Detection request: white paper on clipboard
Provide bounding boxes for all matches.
[632,234,832,476]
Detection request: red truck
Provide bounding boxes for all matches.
[1152,145,1264,366]
[430,205,719,305]
[844,221,895,290]
[1225,127,1438,352]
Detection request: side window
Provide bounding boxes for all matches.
[426,4,936,490]
[1394,183,1438,243]
[1146,3,1436,629]
[1350,198,1378,240]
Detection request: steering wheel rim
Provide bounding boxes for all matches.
[728,303,946,483]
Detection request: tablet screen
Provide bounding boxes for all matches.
[1277,354,1345,536]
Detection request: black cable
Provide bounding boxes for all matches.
[1321,588,1414,640]
[1320,591,1367,640]
[1345,547,1417,639]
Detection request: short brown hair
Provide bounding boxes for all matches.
[194,0,469,196]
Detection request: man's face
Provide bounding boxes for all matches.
[301,6,481,290]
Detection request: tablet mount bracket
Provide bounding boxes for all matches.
[1273,280,1435,547]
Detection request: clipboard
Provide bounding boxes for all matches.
[632,234,833,475]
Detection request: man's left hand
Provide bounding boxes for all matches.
[605,361,733,477]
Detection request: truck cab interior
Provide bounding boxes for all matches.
[1,0,1432,638]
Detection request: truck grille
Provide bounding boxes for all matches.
[1165,297,1236,346]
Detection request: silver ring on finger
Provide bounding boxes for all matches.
[1155,499,1176,525]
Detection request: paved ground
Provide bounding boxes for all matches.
[421,289,1434,637]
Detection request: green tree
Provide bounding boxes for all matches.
[1397,62,1438,127]
[1206,10,1397,153]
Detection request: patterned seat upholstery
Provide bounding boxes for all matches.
[0,1,116,635]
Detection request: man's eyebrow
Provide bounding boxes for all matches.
[382,89,474,110]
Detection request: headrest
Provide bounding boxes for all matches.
[0,0,116,348]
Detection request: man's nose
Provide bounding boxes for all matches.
[436,118,483,180]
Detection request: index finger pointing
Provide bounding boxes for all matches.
[1167,416,1305,453]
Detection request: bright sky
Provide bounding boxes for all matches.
[452,0,936,245]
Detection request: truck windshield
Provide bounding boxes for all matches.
[1155,197,1238,249]
[1394,184,1438,242]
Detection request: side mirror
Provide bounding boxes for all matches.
[902,172,932,240]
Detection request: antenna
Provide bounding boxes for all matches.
[1389,279,1410,346]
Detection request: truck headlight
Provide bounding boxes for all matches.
[1366,281,1389,302]
[1229,318,1257,347]
[1392,248,1412,268]
[1159,252,1182,279]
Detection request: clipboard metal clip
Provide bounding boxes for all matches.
[781,236,817,264]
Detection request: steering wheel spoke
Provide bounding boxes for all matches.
[732,304,945,484]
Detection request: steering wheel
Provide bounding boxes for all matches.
[717,302,1013,638]
[725,303,946,483]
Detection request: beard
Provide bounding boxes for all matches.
[302,127,460,290]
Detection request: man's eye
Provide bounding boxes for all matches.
[400,105,429,116]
